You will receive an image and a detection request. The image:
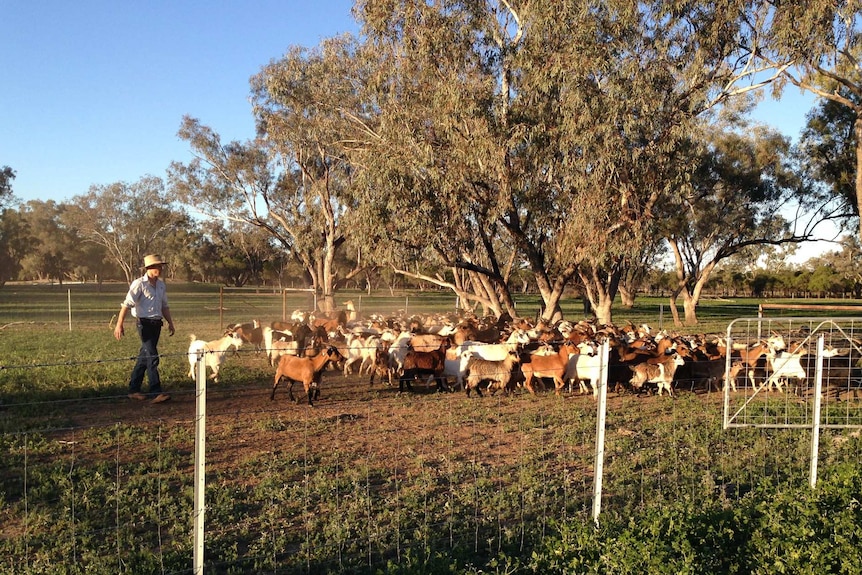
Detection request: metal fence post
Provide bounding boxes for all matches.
[194,353,207,573]
[809,334,825,488]
[592,340,610,527]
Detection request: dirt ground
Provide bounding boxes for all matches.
[14,358,666,480]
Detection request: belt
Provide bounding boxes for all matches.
[138,317,163,325]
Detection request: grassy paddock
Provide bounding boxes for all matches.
[2,285,862,574]
[5,281,860,331]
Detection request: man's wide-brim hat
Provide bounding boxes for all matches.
[143,254,167,268]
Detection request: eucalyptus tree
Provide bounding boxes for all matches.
[156,218,208,282]
[351,0,783,324]
[16,200,78,284]
[0,166,21,285]
[808,261,848,296]
[0,210,26,285]
[811,235,862,297]
[348,0,587,321]
[0,166,15,208]
[65,175,188,283]
[334,2,519,318]
[69,242,111,285]
[795,94,861,237]
[199,220,279,287]
[172,36,364,313]
[660,121,815,325]
[548,1,802,324]
[757,1,862,241]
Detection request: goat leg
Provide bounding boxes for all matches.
[270,376,280,401]
[399,370,414,392]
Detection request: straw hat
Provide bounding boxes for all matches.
[143,254,167,268]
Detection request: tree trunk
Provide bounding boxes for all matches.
[682,291,698,326]
[579,262,622,325]
[319,294,336,314]
[538,285,564,323]
[619,285,635,308]
[856,116,862,247]
[593,294,614,325]
[668,292,683,327]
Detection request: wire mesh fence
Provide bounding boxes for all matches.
[724,317,862,429]
[3,286,862,573]
[4,357,859,574]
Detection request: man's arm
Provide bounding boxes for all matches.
[114,305,129,340]
[163,306,175,336]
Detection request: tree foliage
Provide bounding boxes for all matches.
[757,0,862,242]
[796,93,860,229]
[16,200,78,284]
[0,166,20,285]
[171,36,366,312]
[0,166,16,209]
[65,175,188,283]
[661,119,814,324]
[344,0,792,323]
[11,0,847,321]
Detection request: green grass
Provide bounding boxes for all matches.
[4,281,861,333]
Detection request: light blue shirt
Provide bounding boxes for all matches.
[122,274,169,320]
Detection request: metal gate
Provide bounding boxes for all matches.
[722,317,862,486]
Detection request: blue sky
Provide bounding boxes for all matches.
[3,1,819,211]
[2,1,359,204]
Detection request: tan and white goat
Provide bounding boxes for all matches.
[187,331,244,383]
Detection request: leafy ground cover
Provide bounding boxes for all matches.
[1,285,861,574]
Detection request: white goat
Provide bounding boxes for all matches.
[564,342,604,397]
[387,331,413,385]
[763,347,808,392]
[445,330,532,389]
[187,331,244,383]
[341,332,381,376]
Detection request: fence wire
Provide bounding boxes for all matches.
[3,317,862,573]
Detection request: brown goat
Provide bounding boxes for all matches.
[520,343,573,395]
[271,345,344,406]
[228,320,263,354]
[312,309,348,335]
[368,341,392,386]
[399,338,450,392]
[453,318,500,345]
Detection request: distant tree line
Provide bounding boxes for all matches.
[1,1,859,327]
[0,170,859,300]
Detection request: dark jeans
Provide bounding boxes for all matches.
[129,319,163,395]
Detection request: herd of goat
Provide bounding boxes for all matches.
[184,306,862,406]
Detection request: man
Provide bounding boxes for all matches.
[114,254,175,403]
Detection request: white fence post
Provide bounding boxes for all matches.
[193,353,207,573]
[809,334,825,488]
[592,340,610,527]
